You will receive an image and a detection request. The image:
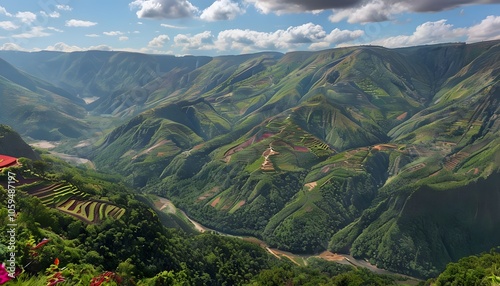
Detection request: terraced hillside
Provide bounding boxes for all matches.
[17,174,125,224]
[88,41,500,278]
[1,41,499,279]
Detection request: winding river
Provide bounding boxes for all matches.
[152,195,420,283]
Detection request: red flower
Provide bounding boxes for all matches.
[31,238,50,250]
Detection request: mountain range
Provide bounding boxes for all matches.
[0,40,499,278]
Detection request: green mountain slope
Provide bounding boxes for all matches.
[0,58,90,140]
[3,40,499,279]
[90,41,500,278]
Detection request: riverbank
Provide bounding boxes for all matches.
[150,195,421,284]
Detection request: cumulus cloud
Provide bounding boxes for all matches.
[44,42,113,52]
[16,11,37,24]
[130,0,199,19]
[119,36,129,41]
[65,19,98,27]
[246,0,362,14]
[56,5,72,11]
[86,34,100,37]
[173,23,363,52]
[370,19,466,47]
[200,0,245,21]
[12,26,51,38]
[148,34,170,47]
[467,15,500,42]
[0,43,28,51]
[216,23,363,52]
[103,31,124,36]
[0,21,18,31]
[329,0,407,23]
[174,31,214,50]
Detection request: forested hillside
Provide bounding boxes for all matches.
[1,40,499,279]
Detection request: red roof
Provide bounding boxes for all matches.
[0,155,18,168]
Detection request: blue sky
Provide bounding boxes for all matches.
[0,0,499,55]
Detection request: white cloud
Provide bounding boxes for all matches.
[200,0,245,21]
[44,42,113,52]
[130,0,199,19]
[66,19,98,27]
[40,10,60,18]
[0,43,28,51]
[310,28,365,50]
[0,21,18,31]
[56,5,72,11]
[12,26,51,38]
[329,0,407,24]
[466,15,500,42]
[174,23,364,53]
[174,31,214,50]
[16,11,37,24]
[0,6,13,17]
[148,34,170,47]
[370,19,466,47]
[103,31,124,36]
[86,34,100,37]
[119,36,129,41]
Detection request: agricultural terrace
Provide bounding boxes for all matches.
[18,176,125,224]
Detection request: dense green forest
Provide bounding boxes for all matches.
[0,155,409,285]
[0,154,499,285]
[0,40,499,284]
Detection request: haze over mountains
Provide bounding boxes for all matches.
[0,40,499,278]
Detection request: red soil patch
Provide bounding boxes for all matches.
[210,197,221,207]
[293,146,309,152]
[193,143,205,150]
[321,166,330,173]
[198,186,220,201]
[93,202,102,223]
[372,144,397,151]
[224,132,275,157]
[67,200,79,211]
[474,168,479,175]
[397,112,408,121]
[318,251,345,262]
[304,182,317,191]
[236,200,245,208]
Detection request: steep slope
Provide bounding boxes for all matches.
[96,41,499,278]
[4,40,498,278]
[0,50,212,115]
[0,58,89,140]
